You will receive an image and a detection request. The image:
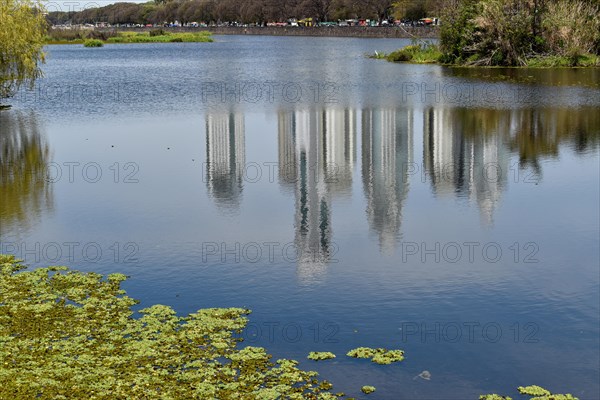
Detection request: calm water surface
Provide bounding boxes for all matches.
[1,36,599,399]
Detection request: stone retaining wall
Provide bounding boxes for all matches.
[105,26,439,39]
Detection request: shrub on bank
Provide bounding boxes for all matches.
[45,28,117,43]
[47,27,86,41]
[438,0,600,66]
[381,43,442,64]
[149,28,166,37]
[526,53,600,67]
[387,45,420,62]
[83,38,103,47]
[86,29,118,41]
[541,1,600,58]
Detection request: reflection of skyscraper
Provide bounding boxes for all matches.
[205,112,245,212]
[423,107,509,225]
[324,108,356,195]
[277,107,356,283]
[466,132,509,226]
[423,107,462,195]
[294,110,330,283]
[362,108,413,252]
[277,112,297,192]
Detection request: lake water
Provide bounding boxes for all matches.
[1,36,599,399]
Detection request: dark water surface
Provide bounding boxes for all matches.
[1,36,599,399]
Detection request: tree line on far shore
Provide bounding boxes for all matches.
[45,0,441,27]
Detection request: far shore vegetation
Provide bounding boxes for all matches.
[372,42,600,67]
[83,38,104,47]
[0,254,582,399]
[373,0,600,67]
[46,28,213,45]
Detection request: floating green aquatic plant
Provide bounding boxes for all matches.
[480,385,578,400]
[518,386,551,396]
[346,347,404,364]
[346,347,376,358]
[372,350,404,365]
[0,255,581,400]
[518,385,577,399]
[361,385,376,394]
[308,352,336,361]
[0,255,340,399]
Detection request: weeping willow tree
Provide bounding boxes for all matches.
[0,0,47,105]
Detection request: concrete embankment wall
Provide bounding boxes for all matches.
[107,26,439,39]
[205,26,439,39]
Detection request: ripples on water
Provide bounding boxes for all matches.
[1,37,599,399]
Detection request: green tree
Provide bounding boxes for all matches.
[0,0,47,105]
[439,0,600,66]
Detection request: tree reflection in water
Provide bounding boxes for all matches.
[0,110,53,238]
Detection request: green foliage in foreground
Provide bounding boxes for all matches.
[83,39,103,47]
[480,385,579,400]
[308,352,336,361]
[346,347,404,364]
[0,255,338,399]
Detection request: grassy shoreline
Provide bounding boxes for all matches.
[372,43,600,68]
[45,29,213,45]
